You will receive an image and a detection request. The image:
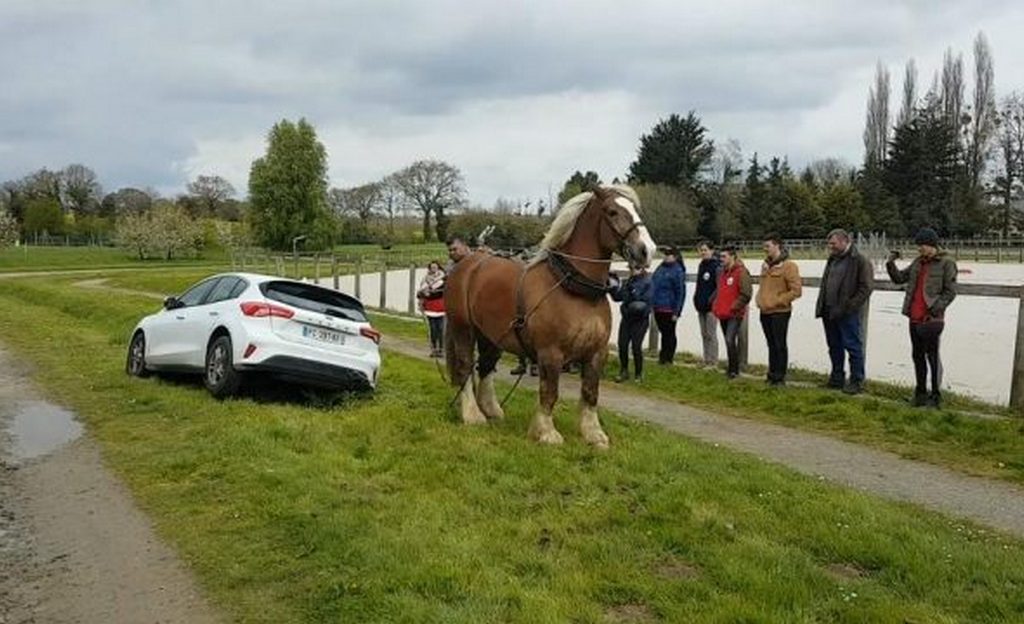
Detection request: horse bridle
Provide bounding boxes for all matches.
[602,202,646,266]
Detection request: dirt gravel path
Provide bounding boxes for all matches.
[385,336,1024,538]
[0,348,220,624]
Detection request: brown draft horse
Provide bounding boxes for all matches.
[443,185,657,448]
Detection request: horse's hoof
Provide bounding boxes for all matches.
[462,407,488,425]
[582,429,610,450]
[483,405,505,421]
[531,429,564,445]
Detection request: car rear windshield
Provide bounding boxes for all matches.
[260,281,368,322]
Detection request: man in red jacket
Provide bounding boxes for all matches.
[712,245,753,379]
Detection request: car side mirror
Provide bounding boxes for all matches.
[164,296,183,310]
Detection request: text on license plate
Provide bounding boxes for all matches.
[302,325,345,345]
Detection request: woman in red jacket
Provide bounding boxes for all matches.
[712,245,753,379]
[417,261,447,357]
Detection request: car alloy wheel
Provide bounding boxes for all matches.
[207,342,228,386]
[126,332,149,377]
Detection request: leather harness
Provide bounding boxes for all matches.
[509,203,645,363]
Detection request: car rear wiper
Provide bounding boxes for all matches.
[324,307,362,322]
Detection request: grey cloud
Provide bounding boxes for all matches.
[0,0,1021,198]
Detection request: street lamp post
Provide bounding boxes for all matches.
[292,235,307,279]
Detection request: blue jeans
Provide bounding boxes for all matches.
[822,313,864,384]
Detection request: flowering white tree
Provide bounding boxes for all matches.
[115,203,203,260]
[0,207,18,247]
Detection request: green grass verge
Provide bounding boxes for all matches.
[52,268,1024,486]
[0,245,238,273]
[1,277,1024,621]
[363,311,1024,485]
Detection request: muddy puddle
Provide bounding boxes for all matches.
[3,400,83,461]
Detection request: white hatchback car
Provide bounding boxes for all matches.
[126,273,381,397]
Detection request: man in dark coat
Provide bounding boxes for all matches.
[693,241,721,367]
[815,229,874,394]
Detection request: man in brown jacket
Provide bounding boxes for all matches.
[756,234,802,386]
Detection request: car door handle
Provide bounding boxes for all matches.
[175,315,186,320]
[209,311,219,317]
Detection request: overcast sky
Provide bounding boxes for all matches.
[2,1,1023,207]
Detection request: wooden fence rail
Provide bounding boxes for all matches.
[638,272,1024,412]
[237,252,1024,413]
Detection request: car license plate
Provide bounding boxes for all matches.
[302,325,345,345]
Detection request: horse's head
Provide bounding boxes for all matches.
[593,186,657,269]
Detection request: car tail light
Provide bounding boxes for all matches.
[360,326,382,344]
[240,301,295,319]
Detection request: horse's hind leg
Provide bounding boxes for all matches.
[475,336,505,421]
[528,350,564,445]
[446,319,486,425]
[579,349,610,449]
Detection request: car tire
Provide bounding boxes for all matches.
[126,331,150,378]
[205,335,242,398]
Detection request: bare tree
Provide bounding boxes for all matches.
[102,187,153,218]
[378,174,410,234]
[332,183,382,224]
[967,31,997,190]
[394,160,466,242]
[21,169,62,201]
[897,59,918,128]
[994,93,1024,235]
[808,158,855,187]
[59,164,103,215]
[863,62,891,168]
[940,48,966,134]
[709,138,743,184]
[186,175,236,218]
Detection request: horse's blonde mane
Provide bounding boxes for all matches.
[530,184,641,265]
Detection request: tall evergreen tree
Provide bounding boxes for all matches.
[628,112,714,192]
[884,97,960,234]
[740,154,768,237]
[557,170,601,205]
[248,118,333,250]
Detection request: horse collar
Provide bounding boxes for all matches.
[546,252,608,300]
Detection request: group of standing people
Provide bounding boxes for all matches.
[429,229,957,408]
[609,246,687,381]
[610,226,957,407]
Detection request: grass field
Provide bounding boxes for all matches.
[64,267,1024,487]
[1,273,1024,621]
[360,309,1024,485]
[0,243,448,275]
[84,267,1024,487]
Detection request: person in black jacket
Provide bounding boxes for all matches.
[610,266,654,382]
[693,241,721,367]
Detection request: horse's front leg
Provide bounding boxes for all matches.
[528,352,564,445]
[579,349,610,449]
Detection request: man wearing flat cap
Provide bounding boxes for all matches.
[886,227,958,408]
